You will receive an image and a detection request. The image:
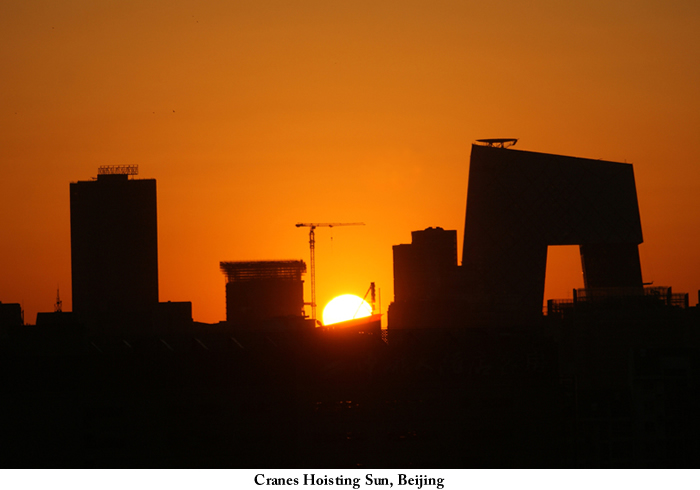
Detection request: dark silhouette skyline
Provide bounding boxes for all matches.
[389,144,651,330]
[1,143,699,469]
[3,0,699,476]
[4,0,699,330]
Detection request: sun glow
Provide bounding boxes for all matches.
[322,294,373,326]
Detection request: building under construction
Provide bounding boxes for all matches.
[220,260,307,327]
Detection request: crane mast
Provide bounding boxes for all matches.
[295,222,365,321]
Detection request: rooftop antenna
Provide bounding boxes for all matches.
[54,286,62,313]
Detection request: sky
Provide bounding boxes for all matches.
[2,0,699,324]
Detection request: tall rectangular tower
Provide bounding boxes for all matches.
[388,227,459,330]
[70,166,158,323]
[393,227,458,303]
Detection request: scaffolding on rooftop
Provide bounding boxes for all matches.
[220,260,306,283]
[98,165,139,176]
[546,285,689,317]
[574,286,688,307]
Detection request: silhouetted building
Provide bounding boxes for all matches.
[389,143,646,328]
[0,301,23,327]
[324,314,383,337]
[153,301,193,335]
[4,143,700,469]
[393,227,458,302]
[220,260,307,327]
[35,311,78,327]
[388,227,461,329]
[70,166,158,329]
[460,143,643,323]
[0,301,23,339]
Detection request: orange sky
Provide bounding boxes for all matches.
[2,0,699,324]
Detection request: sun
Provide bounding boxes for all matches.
[322,294,373,326]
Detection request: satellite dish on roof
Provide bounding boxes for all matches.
[475,138,518,148]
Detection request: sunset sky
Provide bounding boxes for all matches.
[2,0,699,324]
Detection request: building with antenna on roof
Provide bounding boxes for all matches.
[70,165,159,332]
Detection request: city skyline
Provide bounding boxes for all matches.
[2,0,700,324]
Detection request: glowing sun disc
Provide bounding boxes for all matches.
[322,294,372,326]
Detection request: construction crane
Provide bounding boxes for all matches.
[295,222,365,321]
